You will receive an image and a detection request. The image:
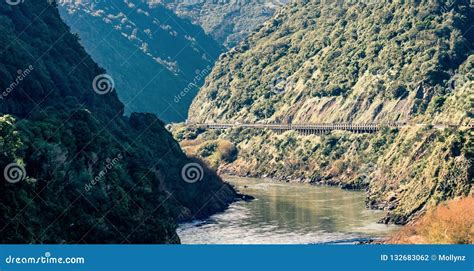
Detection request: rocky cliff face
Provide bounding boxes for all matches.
[0,0,235,244]
[190,0,473,125]
[181,0,473,224]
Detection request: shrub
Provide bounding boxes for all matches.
[388,83,408,99]
[430,96,446,112]
[390,197,474,244]
[217,140,238,163]
[197,142,218,157]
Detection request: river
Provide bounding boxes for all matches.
[177,177,399,244]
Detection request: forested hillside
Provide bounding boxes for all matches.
[158,0,288,48]
[179,0,473,224]
[0,0,235,243]
[58,0,223,122]
[191,0,473,124]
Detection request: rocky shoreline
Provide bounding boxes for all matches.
[171,122,471,229]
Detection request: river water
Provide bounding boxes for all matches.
[177,177,399,244]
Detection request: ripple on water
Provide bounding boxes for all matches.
[178,177,399,244]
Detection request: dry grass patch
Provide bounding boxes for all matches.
[389,197,474,244]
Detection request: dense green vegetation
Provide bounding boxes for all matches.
[180,0,473,224]
[58,0,223,122]
[191,0,473,124]
[0,0,235,244]
[159,0,287,48]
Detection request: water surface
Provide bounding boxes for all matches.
[178,177,398,244]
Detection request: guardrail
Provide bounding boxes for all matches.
[187,122,408,134]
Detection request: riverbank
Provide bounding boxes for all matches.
[387,197,473,244]
[170,123,472,227]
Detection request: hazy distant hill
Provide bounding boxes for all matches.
[157,0,288,48]
[58,0,223,122]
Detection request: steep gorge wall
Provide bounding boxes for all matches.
[0,0,235,244]
[190,0,473,126]
[180,0,473,224]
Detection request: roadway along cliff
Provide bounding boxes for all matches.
[175,0,473,225]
